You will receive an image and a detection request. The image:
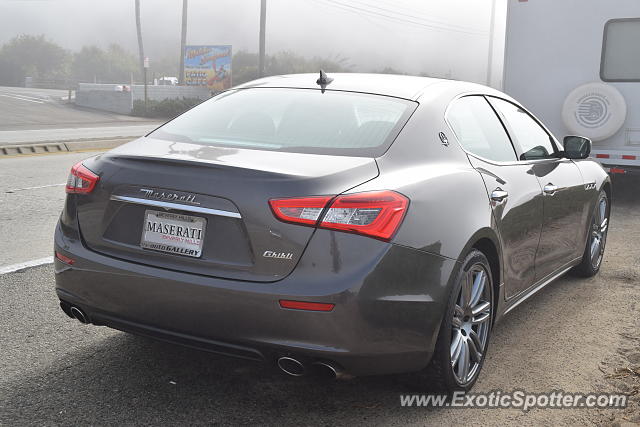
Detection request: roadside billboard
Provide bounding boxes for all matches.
[184,45,232,91]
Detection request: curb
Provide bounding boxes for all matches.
[0,138,131,157]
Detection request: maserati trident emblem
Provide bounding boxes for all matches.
[139,188,200,205]
[439,132,449,146]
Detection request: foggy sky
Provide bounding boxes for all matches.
[0,0,506,85]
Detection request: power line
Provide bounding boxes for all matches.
[312,0,488,36]
[347,0,486,33]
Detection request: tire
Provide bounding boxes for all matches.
[572,190,609,277]
[406,249,494,393]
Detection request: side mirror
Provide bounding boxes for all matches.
[563,136,592,159]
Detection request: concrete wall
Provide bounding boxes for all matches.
[131,85,210,102]
[75,90,132,115]
[75,83,210,114]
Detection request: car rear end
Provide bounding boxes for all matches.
[54,85,452,376]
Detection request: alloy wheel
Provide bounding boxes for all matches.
[589,195,608,270]
[451,265,492,385]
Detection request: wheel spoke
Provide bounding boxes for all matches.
[471,301,491,317]
[469,270,486,308]
[454,304,464,317]
[468,330,483,363]
[601,218,608,234]
[457,339,470,381]
[599,199,607,223]
[452,315,462,329]
[590,235,600,261]
[460,274,473,308]
[472,312,491,325]
[451,332,463,365]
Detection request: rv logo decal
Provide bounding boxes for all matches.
[576,93,611,129]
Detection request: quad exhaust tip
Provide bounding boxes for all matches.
[70,306,88,324]
[311,361,342,379]
[277,356,306,377]
[277,356,347,379]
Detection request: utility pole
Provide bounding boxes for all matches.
[258,0,266,77]
[486,0,497,87]
[135,0,145,83]
[179,0,188,85]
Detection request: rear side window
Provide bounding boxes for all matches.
[488,97,557,161]
[150,88,417,157]
[601,18,640,82]
[447,96,517,162]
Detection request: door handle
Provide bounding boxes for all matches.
[543,184,559,195]
[491,189,509,203]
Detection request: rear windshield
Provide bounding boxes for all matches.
[149,88,417,157]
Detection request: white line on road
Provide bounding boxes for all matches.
[1,92,47,101]
[0,94,45,104]
[0,257,54,275]
[6,183,66,193]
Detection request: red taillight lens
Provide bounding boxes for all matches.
[269,190,409,241]
[55,251,75,265]
[321,191,409,240]
[65,162,99,194]
[269,196,333,225]
[279,300,335,312]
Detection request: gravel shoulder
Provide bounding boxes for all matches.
[0,179,638,426]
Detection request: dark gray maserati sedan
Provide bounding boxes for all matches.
[55,73,611,392]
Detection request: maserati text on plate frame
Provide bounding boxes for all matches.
[140,210,206,258]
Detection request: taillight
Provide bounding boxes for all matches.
[65,162,99,194]
[269,190,409,241]
[269,196,333,225]
[320,191,409,240]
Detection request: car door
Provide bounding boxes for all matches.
[447,95,544,298]
[488,97,586,281]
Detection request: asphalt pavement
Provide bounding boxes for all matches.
[1,151,639,425]
[0,86,161,143]
[0,151,104,267]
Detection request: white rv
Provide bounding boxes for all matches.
[502,0,640,175]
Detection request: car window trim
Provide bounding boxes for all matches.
[444,93,567,167]
[485,95,562,162]
[443,94,520,164]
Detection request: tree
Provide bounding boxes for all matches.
[232,50,351,86]
[71,44,138,83]
[0,35,70,86]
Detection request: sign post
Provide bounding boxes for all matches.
[143,57,149,109]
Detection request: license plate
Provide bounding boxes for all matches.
[140,210,206,258]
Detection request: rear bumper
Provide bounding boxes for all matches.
[54,221,457,376]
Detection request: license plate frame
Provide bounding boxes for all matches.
[140,210,206,258]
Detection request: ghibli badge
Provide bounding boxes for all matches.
[262,250,294,260]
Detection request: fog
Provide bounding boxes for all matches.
[0,0,506,85]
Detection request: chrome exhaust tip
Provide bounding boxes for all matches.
[70,306,88,324]
[311,361,348,380]
[277,356,306,377]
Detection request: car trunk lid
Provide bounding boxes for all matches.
[76,137,378,282]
